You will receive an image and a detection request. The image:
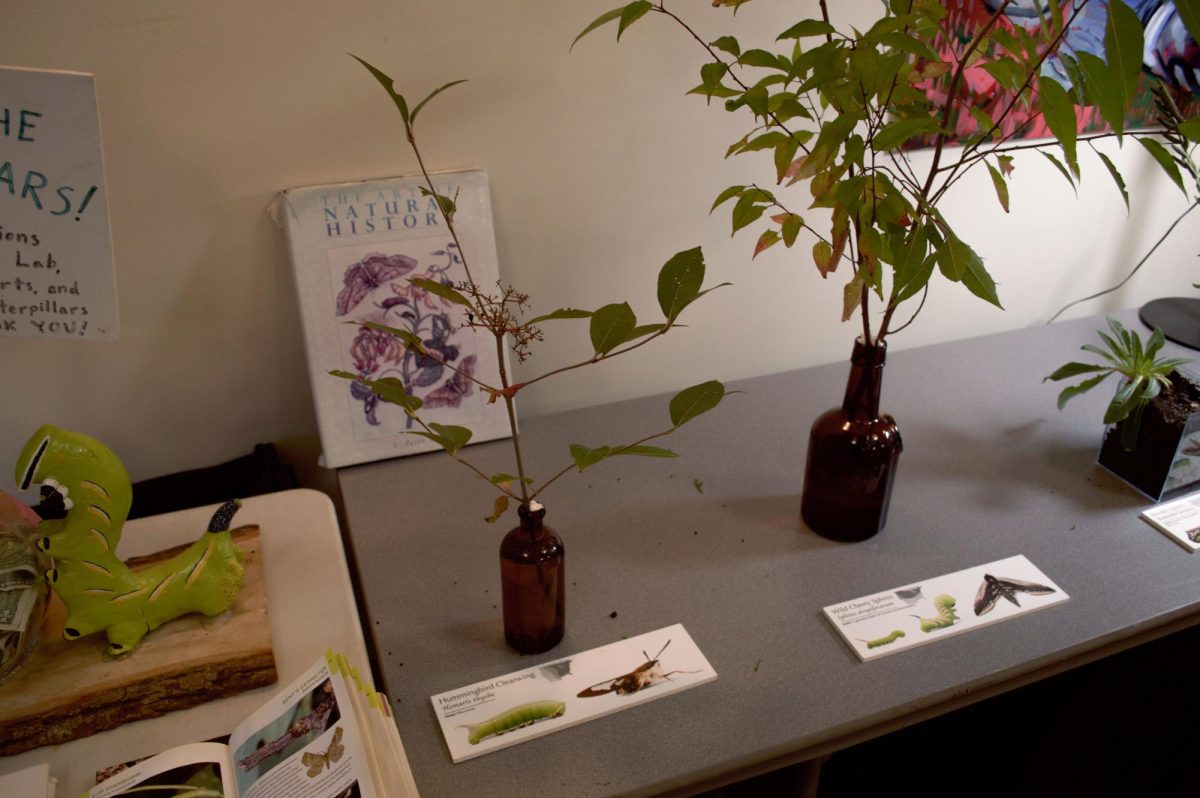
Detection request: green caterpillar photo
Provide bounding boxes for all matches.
[460,700,566,745]
[912,594,958,633]
[860,629,906,649]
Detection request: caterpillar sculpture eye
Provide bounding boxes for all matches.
[14,425,249,654]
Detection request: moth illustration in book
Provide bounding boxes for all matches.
[577,639,700,698]
[302,726,345,777]
[333,240,478,433]
[974,574,1057,616]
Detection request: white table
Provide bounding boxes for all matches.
[0,488,370,797]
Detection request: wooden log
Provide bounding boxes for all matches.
[0,526,276,755]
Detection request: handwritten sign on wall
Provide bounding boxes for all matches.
[0,66,118,340]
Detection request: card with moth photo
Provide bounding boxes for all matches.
[431,623,717,763]
[822,554,1070,662]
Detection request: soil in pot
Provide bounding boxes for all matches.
[1098,370,1200,501]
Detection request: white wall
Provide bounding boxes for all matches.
[1,0,1194,487]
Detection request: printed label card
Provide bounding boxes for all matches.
[1141,490,1200,552]
[431,624,716,763]
[822,554,1069,662]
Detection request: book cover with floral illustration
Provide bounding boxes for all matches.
[279,170,511,468]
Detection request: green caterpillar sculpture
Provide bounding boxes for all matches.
[14,425,246,655]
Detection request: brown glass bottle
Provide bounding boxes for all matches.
[499,502,564,654]
[800,337,903,541]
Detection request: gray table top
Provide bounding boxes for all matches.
[338,308,1200,797]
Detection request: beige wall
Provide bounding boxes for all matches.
[1,0,1194,488]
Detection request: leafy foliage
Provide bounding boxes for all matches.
[334,57,734,520]
[1044,318,1191,448]
[575,0,1199,347]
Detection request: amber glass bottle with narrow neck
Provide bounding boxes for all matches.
[499,502,564,654]
[800,337,903,541]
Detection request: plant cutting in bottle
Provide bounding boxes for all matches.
[333,57,734,523]
[1044,316,1191,448]
[575,0,1199,538]
[574,0,1199,349]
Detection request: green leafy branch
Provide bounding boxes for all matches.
[335,57,734,521]
[575,0,1200,349]
[1047,81,1200,322]
[1044,317,1191,449]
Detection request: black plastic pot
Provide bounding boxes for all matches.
[1098,369,1200,502]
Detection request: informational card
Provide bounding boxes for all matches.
[822,554,1070,662]
[1141,490,1200,552]
[0,66,117,340]
[431,624,717,763]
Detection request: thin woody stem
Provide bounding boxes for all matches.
[958,0,1089,164]
[818,0,834,42]
[404,407,521,500]
[820,0,876,345]
[931,0,1092,204]
[920,0,1016,198]
[364,327,498,393]
[518,322,675,391]
[494,330,531,504]
[653,2,811,156]
[946,127,1171,177]
[407,130,495,316]
[884,284,929,337]
[1047,198,1200,323]
[530,427,678,502]
[405,121,538,507]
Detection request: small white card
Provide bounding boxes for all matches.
[1141,491,1200,552]
[822,554,1069,661]
[431,624,716,763]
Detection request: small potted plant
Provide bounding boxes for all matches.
[1046,317,1200,501]
[575,0,1200,538]
[337,58,733,654]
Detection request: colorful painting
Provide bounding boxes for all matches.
[330,238,478,436]
[914,0,1199,146]
[282,170,512,468]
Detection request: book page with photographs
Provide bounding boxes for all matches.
[822,554,1070,662]
[87,742,234,798]
[227,657,377,798]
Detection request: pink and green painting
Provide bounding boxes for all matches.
[914,0,1198,146]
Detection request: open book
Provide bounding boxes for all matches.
[85,651,418,798]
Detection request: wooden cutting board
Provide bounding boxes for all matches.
[0,525,276,755]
